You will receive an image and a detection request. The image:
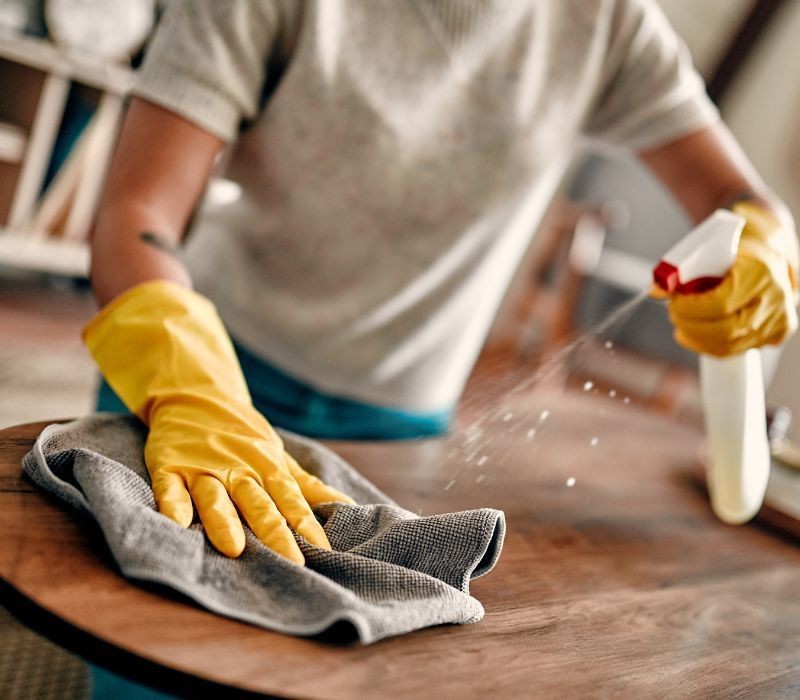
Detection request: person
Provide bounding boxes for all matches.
[85,0,799,563]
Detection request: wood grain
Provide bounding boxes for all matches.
[2,391,800,699]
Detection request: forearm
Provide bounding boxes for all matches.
[87,98,224,307]
[639,122,789,223]
[90,200,192,307]
[641,122,798,275]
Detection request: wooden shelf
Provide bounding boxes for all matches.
[0,33,134,276]
[0,230,89,277]
[0,33,133,95]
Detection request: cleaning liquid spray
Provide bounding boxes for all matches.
[653,210,770,524]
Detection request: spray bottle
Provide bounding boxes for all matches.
[653,209,770,524]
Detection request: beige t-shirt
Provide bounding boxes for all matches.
[134,0,719,412]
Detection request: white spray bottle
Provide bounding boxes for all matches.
[653,209,770,524]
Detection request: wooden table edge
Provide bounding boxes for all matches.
[0,420,285,699]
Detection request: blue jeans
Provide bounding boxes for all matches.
[97,338,452,440]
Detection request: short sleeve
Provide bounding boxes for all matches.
[583,0,720,151]
[131,0,298,141]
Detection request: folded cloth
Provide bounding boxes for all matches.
[22,415,505,644]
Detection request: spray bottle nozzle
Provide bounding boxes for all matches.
[653,261,728,295]
[653,209,744,295]
[653,261,680,293]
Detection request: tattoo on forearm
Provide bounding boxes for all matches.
[140,231,182,260]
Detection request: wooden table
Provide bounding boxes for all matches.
[3,390,800,698]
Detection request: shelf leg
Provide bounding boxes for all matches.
[6,72,70,231]
[63,92,125,242]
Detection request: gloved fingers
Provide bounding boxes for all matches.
[151,470,194,527]
[669,292,762,340]
[189,474,246,558]
[667,259,770,321]
[671,286,791,355]
[664,203,799,355]
[229,476,305,565]
[760,298,798,347]
[672,299,762,356]
[733,202,800,279]
[261,466,332,550]
[285,453,356,506]
[674,325,759,357]
[668,244,799,356]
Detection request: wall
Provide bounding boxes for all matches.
[658,0,751,78]
[717,3,800,422]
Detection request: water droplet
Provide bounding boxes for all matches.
[539,410,550,422]
[475,474,486,484]
[477,455,488,467]
[502,412,513,422]
[590,437,599,447]
[526,428,536,440]
[623,396,631,404]
[566,477,576,487]
[465,425,482,445]
[444,479,456,491]
[609,389,617,398]
[583,381,594,392]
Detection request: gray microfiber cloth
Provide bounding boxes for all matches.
[22,415,505,644]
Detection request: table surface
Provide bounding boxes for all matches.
[3,390,800,698]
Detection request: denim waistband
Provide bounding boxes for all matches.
[95,338,452,441]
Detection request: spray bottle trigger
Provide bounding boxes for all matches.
[653,209,744,294]
[653,261,680,293]
[653,260,726,295]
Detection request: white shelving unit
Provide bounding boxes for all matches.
[0,121,26,162]
[0,33,134,277]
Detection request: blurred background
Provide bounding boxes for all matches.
[2,0,800,435]
[1,0,799,424]
[1,0,799,697]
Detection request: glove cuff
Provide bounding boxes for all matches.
[732,200,799,292]
[83,280,252,421]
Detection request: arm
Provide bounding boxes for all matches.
[89,97,224,306]
[639,121,794,229]
[85,97,353,561]
[640,123,799,356]
[90,0,293,307]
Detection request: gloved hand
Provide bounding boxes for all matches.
[660,201,799,356]
[83,280,354,561]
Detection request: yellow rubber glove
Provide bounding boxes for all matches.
[82,280,355,562]
[661,201,799,356]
